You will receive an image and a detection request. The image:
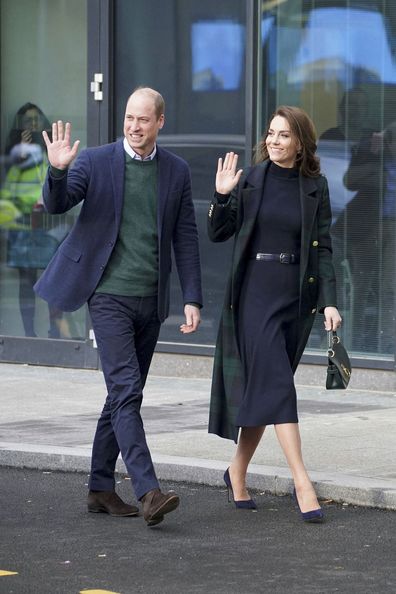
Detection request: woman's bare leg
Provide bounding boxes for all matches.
[275,422,320,512]
[228,425,265,500]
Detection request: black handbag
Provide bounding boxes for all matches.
[326,331,352,389]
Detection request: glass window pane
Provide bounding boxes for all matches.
[0,0,87,340]
[114,1,246,137]
[260,0,396,359]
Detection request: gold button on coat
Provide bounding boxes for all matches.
[312,240,319,247]
[311,308,317,313]
[308,276,315,283]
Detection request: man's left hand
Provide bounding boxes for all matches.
[180,304,201,334]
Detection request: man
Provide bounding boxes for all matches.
[35,87,202,526]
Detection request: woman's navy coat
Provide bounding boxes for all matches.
[208,161,337,442]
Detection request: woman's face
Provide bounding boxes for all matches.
[266,115,300,168]
[19,108,43,132]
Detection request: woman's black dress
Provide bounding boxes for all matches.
[236,161,302,427]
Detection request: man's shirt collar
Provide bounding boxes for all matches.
[123,137,157,161]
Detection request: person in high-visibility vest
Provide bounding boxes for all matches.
[1,103,64,338]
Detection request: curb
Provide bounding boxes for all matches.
[1,443,396,511]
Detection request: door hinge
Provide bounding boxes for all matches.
[90,73,103,101]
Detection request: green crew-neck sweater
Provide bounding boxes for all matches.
[96,155,158,296]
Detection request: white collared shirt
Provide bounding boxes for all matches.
[123,137,157,161]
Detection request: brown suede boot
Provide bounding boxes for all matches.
[87,490,139,517]
[141,488,180,526]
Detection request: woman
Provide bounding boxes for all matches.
[207,106,342,522]
[1,103,64,337]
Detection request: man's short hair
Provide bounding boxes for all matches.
[130,87,165,119]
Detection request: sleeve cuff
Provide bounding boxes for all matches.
[214,191,231,204]
[50,165,68,178]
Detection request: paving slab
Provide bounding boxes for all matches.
[1,362,395,510]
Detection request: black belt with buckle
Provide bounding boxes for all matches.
[252,252,299,264]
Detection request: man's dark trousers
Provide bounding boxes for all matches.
[88,293,161,500]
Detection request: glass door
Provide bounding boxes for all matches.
[112,0,250,353]
[0,0,98,367]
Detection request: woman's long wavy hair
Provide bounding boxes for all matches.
[254,106,321,177]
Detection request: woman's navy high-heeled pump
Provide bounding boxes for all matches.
[223,468,257,510]
[293,488,324,523]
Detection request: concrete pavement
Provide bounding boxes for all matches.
[0,360,395,510]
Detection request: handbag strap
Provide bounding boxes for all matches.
[327,330,340,354]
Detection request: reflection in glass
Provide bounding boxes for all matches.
[191,21,245,91]
[290,8,396,85]
[0,0,87,341]
[260,1,396,358]
[1,103,66,338]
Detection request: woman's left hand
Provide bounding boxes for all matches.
[324,306,342,331]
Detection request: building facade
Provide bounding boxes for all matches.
[0,0,395,373]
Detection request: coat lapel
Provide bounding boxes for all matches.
[109,139,126,230]
[299,175,319,286]
[157,146,171,240]
[230,162,268,312]
[234,162,269,262]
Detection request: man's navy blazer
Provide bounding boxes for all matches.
[34,140,202,321]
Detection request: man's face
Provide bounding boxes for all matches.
[123,92,164,158]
